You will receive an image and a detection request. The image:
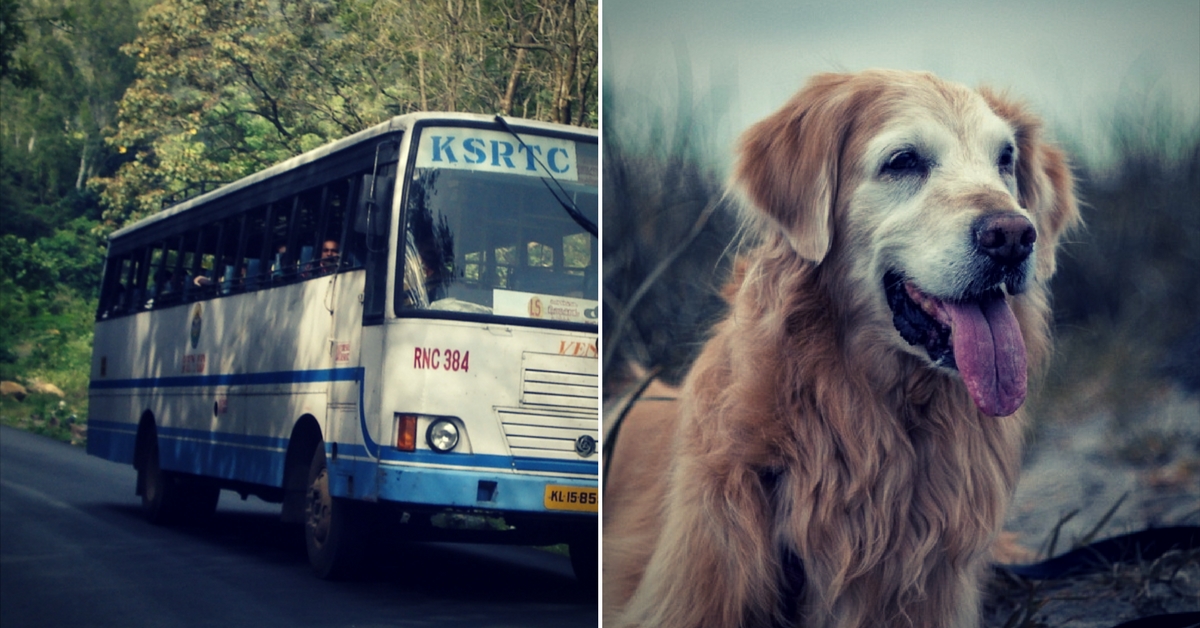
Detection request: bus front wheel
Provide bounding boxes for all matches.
[569,532,598,589]
[304,444,371,579]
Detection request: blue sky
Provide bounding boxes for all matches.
[601,0,1200,171]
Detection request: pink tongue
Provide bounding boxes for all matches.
[944,296,1027,417]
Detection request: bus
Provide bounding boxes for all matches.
[87,112,599,583]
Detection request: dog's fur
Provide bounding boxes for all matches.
[603,70,1079,628]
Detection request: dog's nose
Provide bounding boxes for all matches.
[974,212,1036,266]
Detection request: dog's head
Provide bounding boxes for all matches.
[735,70,1079,417]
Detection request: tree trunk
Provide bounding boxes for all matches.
[76,141,89,189]
[555,0,578,124]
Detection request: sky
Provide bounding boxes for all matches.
[601,0,1200,172]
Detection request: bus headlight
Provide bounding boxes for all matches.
[426,419,460,453]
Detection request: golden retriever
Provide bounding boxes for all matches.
[603,69,1080,628]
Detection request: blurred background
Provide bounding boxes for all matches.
[602,1,1199,622]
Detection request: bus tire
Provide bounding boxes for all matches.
[304,443,370,579]
[181,482,220,521]
[140,436,184,525]
[140,437,220,525]
[569,532,598,590]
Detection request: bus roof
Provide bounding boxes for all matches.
[109,112,596,244]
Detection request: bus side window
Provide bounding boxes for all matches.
[137,245,159,310]
[241,207,267,291]
[154,236,185,307]
[358,169,394,322]
[327,181,359,270]
[190,223,221,298]
[97,254,128,319]
[216,215,241,295]
[270,197,300,282]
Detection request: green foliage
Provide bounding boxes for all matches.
[1,0,139,238]
[96,0,598,229]
[0,391,86,444]
[0,217,103,389]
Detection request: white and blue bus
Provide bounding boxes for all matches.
[87,113,599,582]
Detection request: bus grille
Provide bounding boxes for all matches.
[498,407,598,462]
[520,352,597,410]
[501,352,598,462]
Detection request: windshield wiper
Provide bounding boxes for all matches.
[493,115,598,238]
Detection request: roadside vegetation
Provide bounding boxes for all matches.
[0,0,598,444]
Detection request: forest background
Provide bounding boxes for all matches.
[0,0,597,437]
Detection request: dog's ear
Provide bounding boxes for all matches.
[735,73,863,264]
[979,88,1081,279]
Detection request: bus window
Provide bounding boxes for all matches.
[268,197,297,282]
[240,207,267,291]
[140,245,163,310]
[189,222,222,297]
[397,133,597,324]
[97,254,130,319]
[124,248,142,312]
[216,215,243,294]
[360,167,396,322]
[327,180,359,270]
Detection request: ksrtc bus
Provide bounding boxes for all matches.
[87,113,599,582]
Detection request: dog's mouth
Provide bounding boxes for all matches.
[884,271,1027,417]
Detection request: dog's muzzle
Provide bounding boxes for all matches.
[885,212,1036,417]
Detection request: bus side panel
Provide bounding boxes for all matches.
[89,276,346,489]
[88,313,147,465]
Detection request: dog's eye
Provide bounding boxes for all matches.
[882,149,928,177]
[998,144,1016,175]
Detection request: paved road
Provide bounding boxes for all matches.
[0,426,597,627]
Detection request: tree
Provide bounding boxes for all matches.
[95,0,598,230]
[1,0,140,239]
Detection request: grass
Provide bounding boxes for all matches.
[984,493,1200,627]
[0,390,88,445]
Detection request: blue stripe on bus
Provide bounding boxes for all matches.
[513,457,599,474]
[87,419,139,465]
[157,425,290,451]
[88,367,363,389]
[89,366,383,459]
[354,445,598,475]
[87,420,287,485]
[159,435,287,487]
[365,459,597,513]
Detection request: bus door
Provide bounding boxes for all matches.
[325,161,395,501]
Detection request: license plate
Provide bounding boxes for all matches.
[543,485,598,512]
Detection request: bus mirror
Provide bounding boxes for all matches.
[355,174,393,237]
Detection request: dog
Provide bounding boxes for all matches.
[602,70,1079,628]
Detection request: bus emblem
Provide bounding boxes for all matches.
[575,435,596,458]
[190,304,202,349]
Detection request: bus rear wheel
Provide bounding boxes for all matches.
[140,437,219,525]
[304,443,371,579]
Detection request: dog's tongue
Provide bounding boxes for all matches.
[944,296,1027,417]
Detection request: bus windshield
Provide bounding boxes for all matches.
[397,126,598,326]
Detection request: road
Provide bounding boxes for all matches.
[0,426,597,627]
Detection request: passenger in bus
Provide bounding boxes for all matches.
[271,244,290,279]
[317,239,339,275]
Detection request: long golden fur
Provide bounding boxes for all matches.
[603,70,1080,628]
